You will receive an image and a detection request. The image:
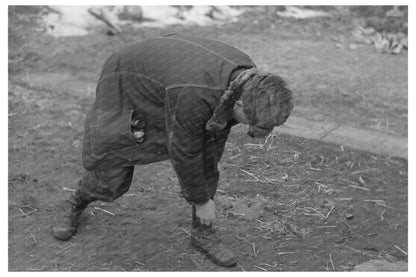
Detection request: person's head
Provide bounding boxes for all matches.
[233,73,294,138]
[205,68,293,137]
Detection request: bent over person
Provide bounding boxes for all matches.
[53,34,293,267]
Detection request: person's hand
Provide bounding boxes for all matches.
[195,199,216,226]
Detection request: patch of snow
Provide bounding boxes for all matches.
[277,6,331,19]
[41,5,245,37]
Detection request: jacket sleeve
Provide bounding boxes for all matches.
[168,88,215,205]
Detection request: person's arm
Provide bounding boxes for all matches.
[168,88,213,205]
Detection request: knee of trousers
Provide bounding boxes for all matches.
[78,167,134,202]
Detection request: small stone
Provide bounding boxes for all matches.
[72,139,82,148]
[345,213,354,220]
[349,43,358,50]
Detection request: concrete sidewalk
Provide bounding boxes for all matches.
[278,116,408,159]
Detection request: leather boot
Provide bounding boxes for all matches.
[191,206,237,267]
[52,190,93,240]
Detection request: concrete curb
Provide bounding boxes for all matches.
[278,116,408,159]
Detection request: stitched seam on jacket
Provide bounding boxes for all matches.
[166,83,224,91]
[157,36,238,66]
[98,71,166,88]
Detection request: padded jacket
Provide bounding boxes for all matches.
[82,34,255,204]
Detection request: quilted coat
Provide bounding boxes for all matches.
[82,34,255,204]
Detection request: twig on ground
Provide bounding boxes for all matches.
[11,207,38,218]
[394,245,407,256]
[342,179,359,185]
[265,177,284,184]
[363,199,384,203]
[363,199,393,209]
[335,198,352,201]
[348,185,370,191]
[251,243,259,257]
[94,207,115,216]
[229,153,243,160]
[18,208,30,218]
[181,228,191,237]
[380,210,386,221]
[253,265,268,271]
[340,219,351,229]
[358,175,366,185]
[244,143,264,149]
[277,252,295,255]
[302,213,323,218]
[134,260,145,266]
[325,206,336,219]
[56,243,76,254]
[62,187,76,192]
[259,263,275,268]
[304,207,326,218]
[289,200,299,207]
[241,169,265,183]
[375,202,394,209]
[329,253,335,270]
[28,230,36,243]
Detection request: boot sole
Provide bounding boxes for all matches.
[52,226,76,241]
[191,237,237,267]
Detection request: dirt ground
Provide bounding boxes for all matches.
[8,6,408,271]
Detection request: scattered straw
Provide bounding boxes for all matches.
[304,207,326,218]
[334,198,352,201]
[18,208,30,218]
[28,230,36,243]
[325,206,336,219]
[265,177,284,184]
[348,185,370,191]
[241,169,265,183]
[380,210,386,221]
[375,202,394,209]
[394,245,407,256]
[56,243,76,254]
[329,253,335,270]
[94,207,115,216]
[253,265,267,271]
[342,179,359,185]
[181,228,191,237]
[251,243,259,257]
[277,252,295,255]
[363,200,393,209]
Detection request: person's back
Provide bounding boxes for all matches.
[52,34,293,268]
[102,34,255,88]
